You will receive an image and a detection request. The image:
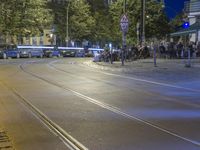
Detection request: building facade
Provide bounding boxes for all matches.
[185,0,200,42]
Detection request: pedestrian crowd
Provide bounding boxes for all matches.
[158,41,200,59]
[93,41,200,63]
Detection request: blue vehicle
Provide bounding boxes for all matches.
[18,48,29,58]
[3,45,20,59]
[29,48,43,58]
[75,49,85,57]
[43,47,61,58]
[58,47,83,57]
[4,48,20,58]
[17,46,44,58]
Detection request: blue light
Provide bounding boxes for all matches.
[183,22,190,28]
[109,43,112,49]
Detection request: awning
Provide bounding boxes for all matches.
[170,21,200,37]
[170,29,197,36]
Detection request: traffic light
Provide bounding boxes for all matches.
[182,22,190,28]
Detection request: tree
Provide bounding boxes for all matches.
[169,12,187,32]
[0,0,19,42]
[109,0,171,45]
[109,0,140,46]
[87,0,115,47]
[145,1,171,39]
[109,0,124,45]
[49,0,95,46]
[48,1,66,45]
[69,0,95,42]
[0,0,52,44]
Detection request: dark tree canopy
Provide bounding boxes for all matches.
[0,0,173,46]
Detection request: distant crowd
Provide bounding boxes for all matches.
[157,41,200,59]
[97,41,200,62]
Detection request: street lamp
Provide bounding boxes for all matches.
[66,0,71,47]
[123,0,127,13]
[50,33,54,45]
[141,0,145,46]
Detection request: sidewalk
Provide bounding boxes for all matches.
[84,58,200,71]
[83,58,200,83]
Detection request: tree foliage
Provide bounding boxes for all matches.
[1,0,52,35]
[0,0,173,46]
[145,1,171,39]
[49,0,95,45]
[169,12,187,32]
[109,0,171,45]
[69,0,95,41]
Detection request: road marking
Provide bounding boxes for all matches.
[78,61,200,93]
[48,62,200,109]
[51,60,200,93]
[20,63,200,147]
[99,71,200,92]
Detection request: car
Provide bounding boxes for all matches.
[18,48,29,58]
[43,48,61,58]
[4,49,20,59]
[75,49,85,57]
[28,48,44,58]
[60,49,76,57]
[0,44,19,59]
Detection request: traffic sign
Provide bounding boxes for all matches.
[120,14,129,32]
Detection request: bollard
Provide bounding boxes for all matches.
[185,49,191,67]
[153,46,157,67]
[181,49,184,59]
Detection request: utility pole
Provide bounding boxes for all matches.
[141,0,145,45]
[66,0,70,47]
[120,0,128,66]
[123,0,126,13]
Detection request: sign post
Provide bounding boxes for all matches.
[120,14,129,66]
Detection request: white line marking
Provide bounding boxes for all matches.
[51,60,200,92]
[48,62,200,108]
[77,61,200,93]
[97,71,200,92]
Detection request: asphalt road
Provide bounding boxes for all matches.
[0,58,200,150]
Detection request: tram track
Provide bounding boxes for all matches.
[0,61,89,150]
[1,82,88,150]
[18,61,200,147]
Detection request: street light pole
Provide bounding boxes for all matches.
[141,0,145,45]
[123,0,126,13]
[66,0,70,47]
[121,0,127,66]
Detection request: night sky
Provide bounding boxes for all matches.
[164,0,188,18]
